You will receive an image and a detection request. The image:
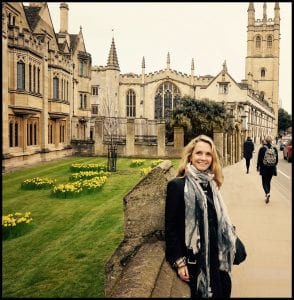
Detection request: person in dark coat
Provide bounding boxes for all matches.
[257,135,278,204]
[243,136,255,173]
[165,135,238,298]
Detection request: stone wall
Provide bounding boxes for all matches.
[104,160,187,297]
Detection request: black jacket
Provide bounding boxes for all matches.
[243,139,254,159]
[165,176,218,266]
[165,177,186,265]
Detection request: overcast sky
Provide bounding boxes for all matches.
[46,2,292,115]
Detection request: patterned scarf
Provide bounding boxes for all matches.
[184,163,236,298]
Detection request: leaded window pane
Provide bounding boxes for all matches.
[53,77,59,99]
[155,94,162,119]
[17,62,25,90]
[154,81,181,119]
[126,89,136,117]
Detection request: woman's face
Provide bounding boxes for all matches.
[190,141,213,171]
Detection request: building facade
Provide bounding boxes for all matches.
[2,2,92,171]
[2,2,279,172]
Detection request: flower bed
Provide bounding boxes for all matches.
[52,176,107,198]
[130,159,145,167]
[70,163,107,173]
[140,166,152,176]
[2,212,33,240]
[151,159,164,167]
[21,177,56,190]
[69,171,110,181]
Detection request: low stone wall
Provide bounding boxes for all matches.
[2,148,73,173]
[104,160,178,297]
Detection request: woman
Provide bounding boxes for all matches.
[256,135,278,204]
[165,135,237,298]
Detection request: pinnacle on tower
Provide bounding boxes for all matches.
[142,56,145,69]
[247,3,255,26]
[166,52,170,70]
[263,3,267,23]
[107,37,120,70]
[191,58,194,70]
[274,2,280,24]
[222,60,227,72]
[248,2,254,11]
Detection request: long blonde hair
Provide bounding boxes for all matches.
[176,134,224,188]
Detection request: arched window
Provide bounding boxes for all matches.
[267,35,273,48]
[126,89,136,117]
[84,95,87,109]
[255,35,261,48]
[261,68,266,78]
[154,81,181,119]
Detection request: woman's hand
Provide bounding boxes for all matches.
[177,265,190,282]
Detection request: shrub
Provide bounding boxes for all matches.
[2,212,33,240]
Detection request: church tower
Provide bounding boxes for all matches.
[245,2,280,135]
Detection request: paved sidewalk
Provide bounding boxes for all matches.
[222,151,291,297]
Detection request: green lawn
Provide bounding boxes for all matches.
[2,157,179,298]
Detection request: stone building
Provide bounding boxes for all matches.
[2,2,280,171]
[2,2,92,171]
[90,2,279,155]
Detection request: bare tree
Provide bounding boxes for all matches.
[100,89,118,171]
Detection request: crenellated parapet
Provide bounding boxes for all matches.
[119,68,214,87]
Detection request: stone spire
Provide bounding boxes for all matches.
[141,56,145,69]
[191,58,194,71]
[167,52,170,69]
[107,38,120,70]
[222,60,227,72]
[274,2,280,24]
[263,3,267,23]
[247,3,255,26]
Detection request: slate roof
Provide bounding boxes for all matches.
[24,6,41,31]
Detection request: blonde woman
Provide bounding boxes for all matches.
[165,135,237,298]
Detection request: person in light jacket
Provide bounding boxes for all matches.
[165,135,238,298]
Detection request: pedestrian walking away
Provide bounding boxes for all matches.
[243,136,254,173]
[165,135,241,298]
[256,135,278,204]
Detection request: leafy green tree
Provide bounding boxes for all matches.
[278,108,292,135]
[166,97,228,145]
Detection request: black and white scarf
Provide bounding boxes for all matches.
[184,163,236,298]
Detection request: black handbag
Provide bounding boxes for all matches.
[233,236,247,265]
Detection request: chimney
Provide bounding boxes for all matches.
[60,2,69,33]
